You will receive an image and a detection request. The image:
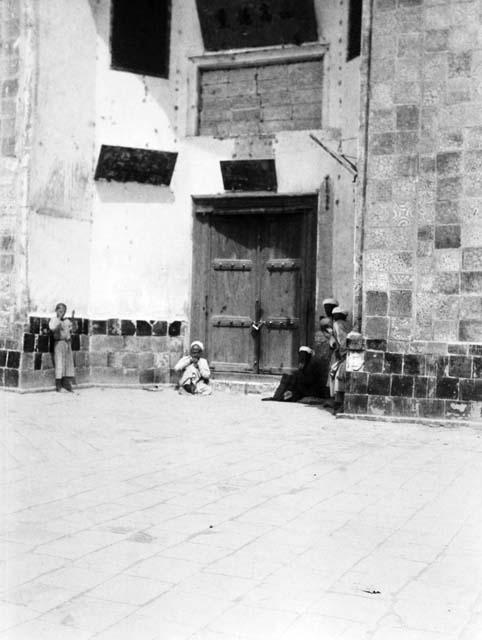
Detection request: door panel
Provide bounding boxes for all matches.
[208,215,258,372]
[192,196,316,376]
[258,214,304,373]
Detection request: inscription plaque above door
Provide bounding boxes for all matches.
[220,160,277,192]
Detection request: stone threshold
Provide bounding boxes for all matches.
[338,412,482,430]
[0,379,279,396]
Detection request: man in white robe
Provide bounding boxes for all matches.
[174,341,212,395]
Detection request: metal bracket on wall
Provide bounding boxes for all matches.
[309,133,358,181]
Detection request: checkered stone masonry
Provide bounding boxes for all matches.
[345,342,482,422]
[2,317,186,390]
[353,0,482,420]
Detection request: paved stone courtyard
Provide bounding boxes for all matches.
[0,388,482,640]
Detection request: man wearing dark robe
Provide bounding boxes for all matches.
[262,346,325,402]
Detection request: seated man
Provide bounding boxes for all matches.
[174,341,212,395]
[262,346,325,402]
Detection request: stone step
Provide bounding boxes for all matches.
[211,374,280,396]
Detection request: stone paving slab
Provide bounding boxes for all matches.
[0,388,482,639]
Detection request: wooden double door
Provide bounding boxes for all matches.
[191,195,317,375]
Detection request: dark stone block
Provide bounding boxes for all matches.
[7,351,20,369]
[417,225,433,241]
[384,352,403,374]
[36,335,50,353]
[0,350,6,367]
[448,343,467,355]
[152,321,168,337]
[404,354,425,376]
[365,316,389,339]
[39,318,50,335]
[350,372,368,394]
[448,355,472,378]
[461,273,482,294]
[366,291,388,316]
[436,152,461,176]
[0,234,14,250]
[436,377,459,399]
[396,105,419,130]
[121,320,136,336]
[4,368,19,387]
[136,320,152,337]
[459,379,482,401]
[69,318,81,334]
[417,398,445,418]
[391,375,414,397]
[414,376,428,398]
[367,373,391,396]
[392,397,416,416]
[139,368,155,384]
[344,394,368,415]
[29,316,41,334]
[168,321,182,337]
[459,320,482,342]
[469,344,482,356]
[34,353,42,370]
[434,225,461,249]
[364,350,384,373]
[23,334,35,352]
[473,357,482,378]
[71,335,80,352]
[365,339,387,351]
[92,320,107,335]
[367,395,393,416]
[389,291,412,317]
[107,319,122,336]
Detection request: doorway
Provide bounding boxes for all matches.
[191,194,318,375]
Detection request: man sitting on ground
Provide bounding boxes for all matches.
[262,346,325,402]
[174,341,212,396]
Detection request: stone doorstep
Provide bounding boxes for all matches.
[338,412,482,430]
[211,378,279,396]
[0,379,280,396]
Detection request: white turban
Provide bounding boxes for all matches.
[190,340,204,351]
[299,346,314,355]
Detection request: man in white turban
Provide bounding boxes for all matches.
[174,341,212,395]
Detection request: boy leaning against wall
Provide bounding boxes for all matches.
[49,303,76,393]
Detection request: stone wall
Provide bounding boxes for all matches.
[345,0,482,422]
[0,0,21,343]
[1,316,185,390]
